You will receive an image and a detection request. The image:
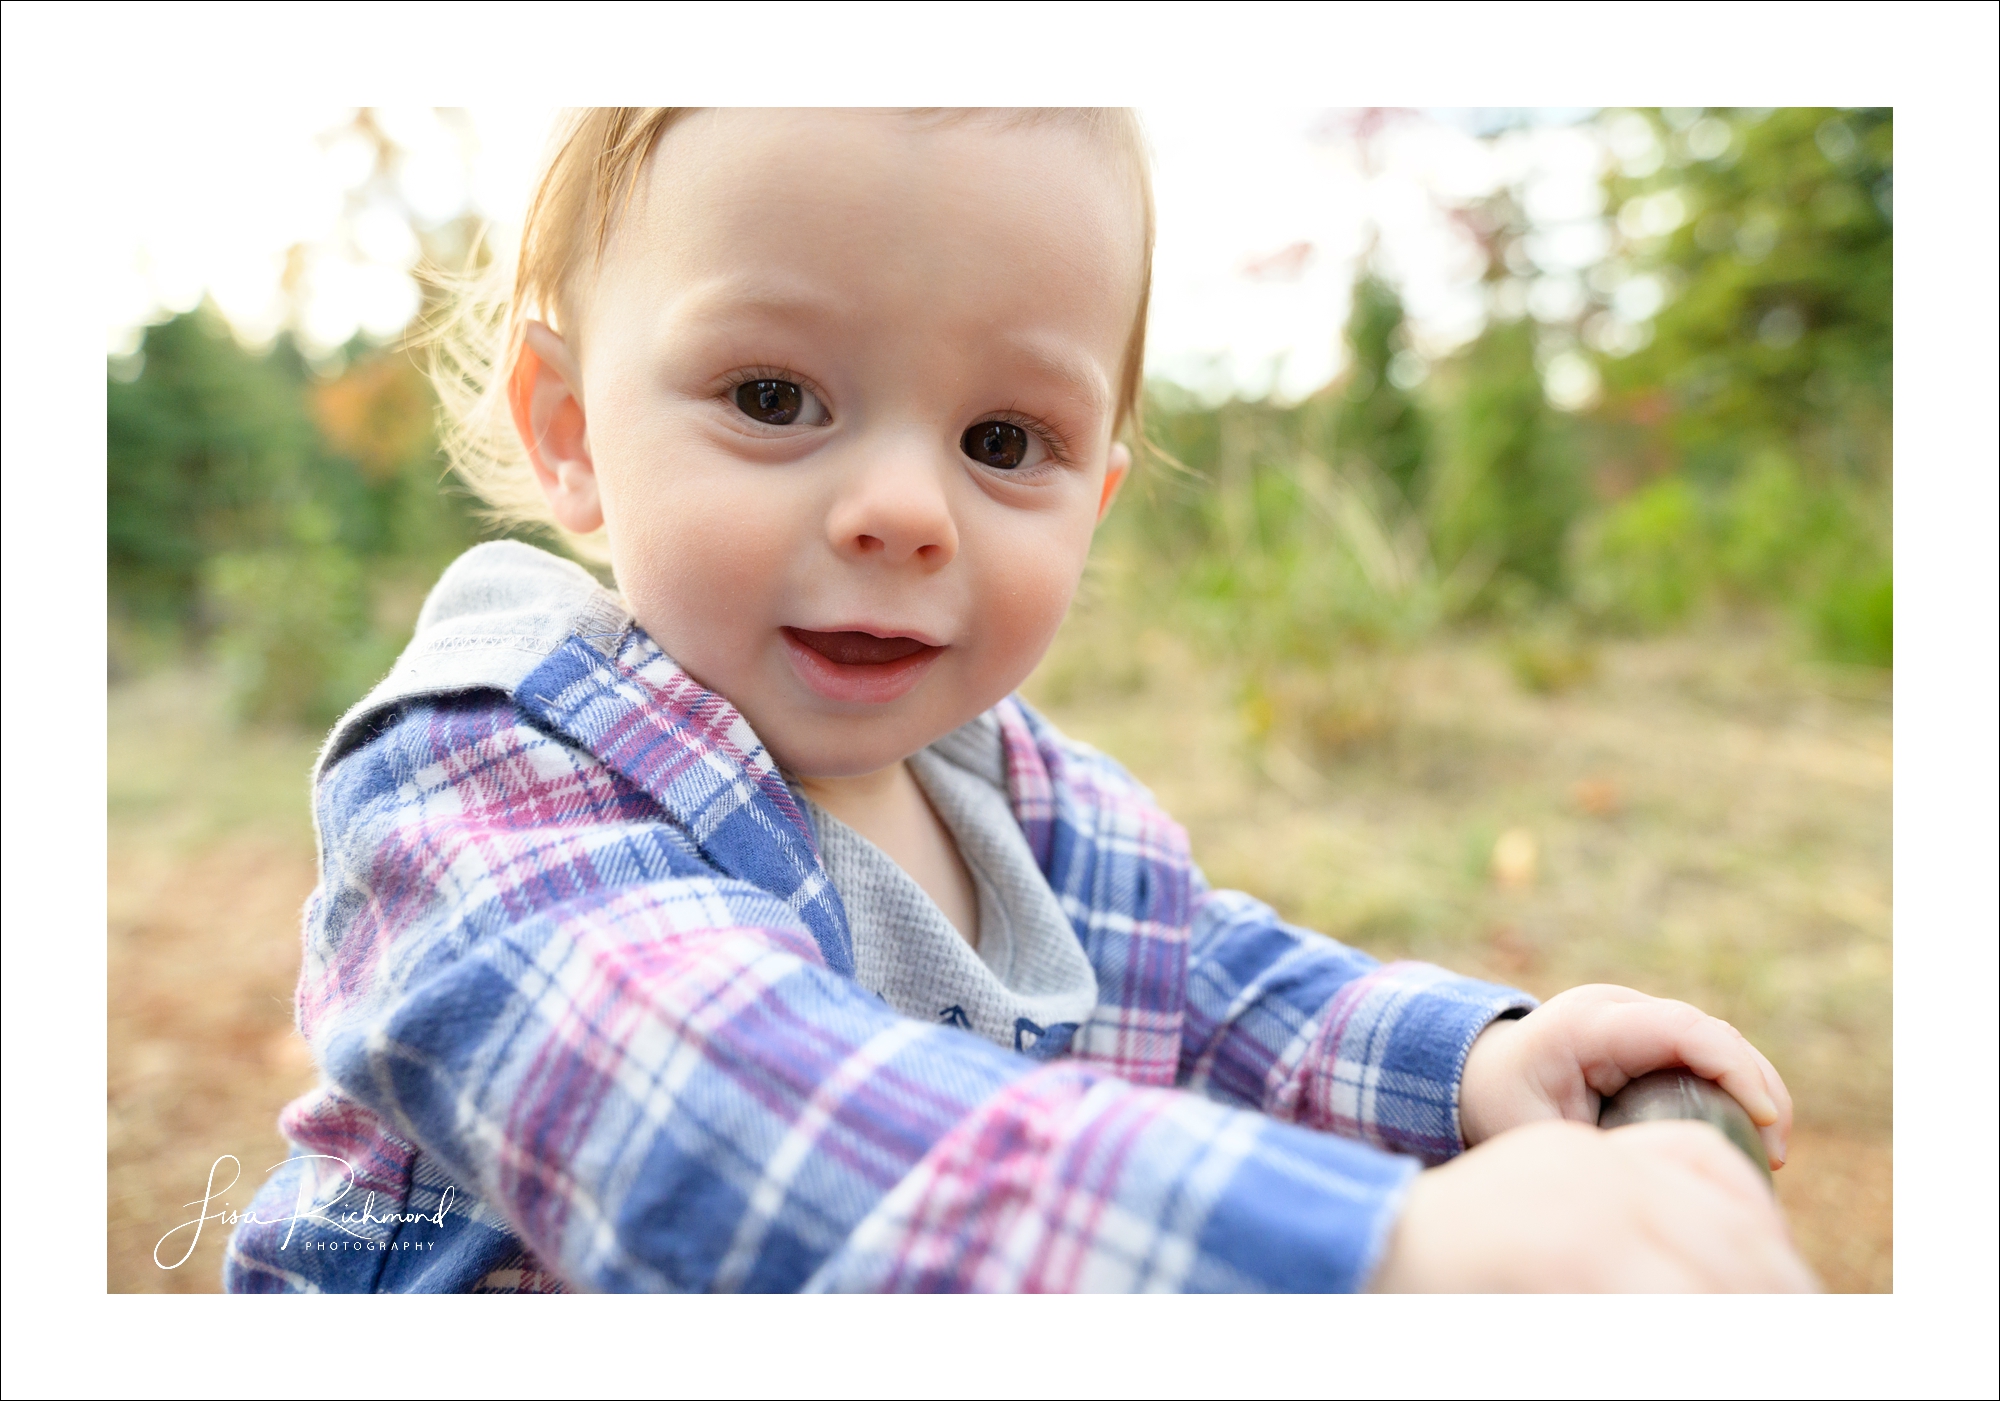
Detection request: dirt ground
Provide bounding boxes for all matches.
[108,673,322,1293]
[107,621,1891,1293]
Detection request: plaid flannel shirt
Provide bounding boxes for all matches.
[223,542,1531,1293]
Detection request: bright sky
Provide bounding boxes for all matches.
[107,105,1612,402]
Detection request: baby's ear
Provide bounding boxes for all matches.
[1097,441,1132,522]
[510,322,603,534]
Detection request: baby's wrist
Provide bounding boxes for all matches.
[1457,1013,1526,1148]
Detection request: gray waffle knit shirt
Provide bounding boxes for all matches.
[793,712,1099,1061]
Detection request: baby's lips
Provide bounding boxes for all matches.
[784,627,937,666]
[779,626,946,705]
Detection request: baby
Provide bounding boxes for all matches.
[224,108,1813,1292]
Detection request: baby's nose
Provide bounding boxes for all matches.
[826,449,959,567]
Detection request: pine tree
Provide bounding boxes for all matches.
[1332,272,1430,505]
[1430,193,1584,603]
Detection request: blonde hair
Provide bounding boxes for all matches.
[427,108,1155,560]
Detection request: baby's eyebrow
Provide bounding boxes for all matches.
[992,338,1112,418]
[669,277,1115,416]
[675,277,846,329]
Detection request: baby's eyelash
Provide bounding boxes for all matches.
[718,365,834,409]
[712,371,1075,466]
[988,406,1075,468]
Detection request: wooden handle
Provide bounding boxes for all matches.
[1597,1067,1772,1184]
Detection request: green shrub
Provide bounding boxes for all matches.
[1715,451,1818,597]
[1810,566,1892,669]
[1575,456,1890,668]
[1429,317,1585,603]
[1129,450,1449,666]
[108,309,322,628]
[1504,622,1600,694]
[1334,274,1430,504]
[205,542,401,727]
[1575,476,1710,627]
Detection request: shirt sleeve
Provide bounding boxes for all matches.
[294,695,1431,1292]
[1178,882,1537,1165]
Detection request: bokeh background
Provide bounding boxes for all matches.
[108,106,1891,1291]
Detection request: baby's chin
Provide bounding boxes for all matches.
[667,628,1036,780]
[751,673,1013,782]
[764,720,948,782]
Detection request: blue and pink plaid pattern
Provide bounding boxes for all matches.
[225,622,1530,1293]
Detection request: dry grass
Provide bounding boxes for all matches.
[107,617,1891,1292]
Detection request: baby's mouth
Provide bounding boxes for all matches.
[781,627,945,704]
[783,628,936,666]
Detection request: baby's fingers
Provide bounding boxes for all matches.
[1666,1015,1791,1164]
[1617,1010,1792,1167]
[1743,1040,1794,1167]
[1583,997,1780,1130]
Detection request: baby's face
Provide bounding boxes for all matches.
[541,110,1144,777]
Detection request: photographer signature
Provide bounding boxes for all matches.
[154,1154,456,1269]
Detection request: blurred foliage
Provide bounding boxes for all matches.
[1577,107,1892,664]
[1430,314,1585,603]
[106,106,511,725]
[107,107,1891,733]
[1601,108,1890,479]
[107,312,321,628]
[1120,388,1453,760]
[1333,273,1430,504]
[108,306,492,723]
[1103,105,1891,742]
[206,541,399,726]
[1423,187,1590,607]
[1502,619,1600,696]
[1133,391,1450,661]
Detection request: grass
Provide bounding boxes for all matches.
[107,613,1891,1292]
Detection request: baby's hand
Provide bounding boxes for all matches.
[1371,1118,1819,1291]
[1460,984,1793,1168]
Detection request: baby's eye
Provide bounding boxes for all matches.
[962,420,1032,470]
[733,378,826,427]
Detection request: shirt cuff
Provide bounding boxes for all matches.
[1301,961,1538,1166]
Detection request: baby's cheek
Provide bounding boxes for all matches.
[606,473,788,676]
[971,523,1090,681]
